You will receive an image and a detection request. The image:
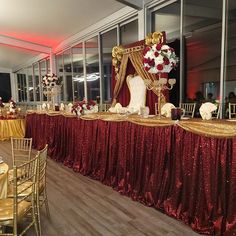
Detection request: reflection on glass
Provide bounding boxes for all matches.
[101,28,117,103]
[17,71,27,102]
[85,36,100,100]
[27,66,34,101]
[72,43,84,101]
[120,19,138,45]
[40,60,47,101]
[151,2,180,106]
[56,54,64,101]
[184,0,222,105]
[46,58,50,74]
[63,49,73,101]
[226,0,236,117]
[33,63,40,101]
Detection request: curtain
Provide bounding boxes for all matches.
[111,34,169,114]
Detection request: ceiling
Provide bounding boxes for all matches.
[0,0,127,71]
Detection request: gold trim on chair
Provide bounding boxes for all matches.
[35,144,50,236]
[0,155,39,236]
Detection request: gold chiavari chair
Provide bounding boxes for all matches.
[11,138,32,166]
[36,144,49,236]
[212,103,221,119]
[8,138,33,183]
[179,102,196,118]
[229,103,236,119]
[0,155,39,236]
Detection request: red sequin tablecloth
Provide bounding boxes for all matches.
[25,112,236,235]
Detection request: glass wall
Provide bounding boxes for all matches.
[183,0,222,105]
[40,60,47,101]
[151,1,180,106]
[17,70,27,102]
[56,54,64,101]
[85,36,100,101]
[63,49,73,101]
[33,63,40,101]
[46,58,50,74]
[226,1,236,115]
[27,66,34,101]
[12,16,139,104]
[72,43,84,101]
[0,73,11,102]
[101,28,117,103]
[120,19,138,45]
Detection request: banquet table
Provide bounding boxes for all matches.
[0,163,9,199]
[25,111,236,236]
[0,119,25,141]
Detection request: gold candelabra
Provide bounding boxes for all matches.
[143,76,176,119]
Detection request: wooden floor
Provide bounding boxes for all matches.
[0,141,201,236]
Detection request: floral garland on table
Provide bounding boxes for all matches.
[143,43,178,74]
[42,73,61,89]
[71,100,97,116]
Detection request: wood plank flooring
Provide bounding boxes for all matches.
[0,141,201,236]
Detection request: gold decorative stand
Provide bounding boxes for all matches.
[143,75,176,119]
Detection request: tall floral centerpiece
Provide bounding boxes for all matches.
[42,74,61,109]
[143,32,178,118]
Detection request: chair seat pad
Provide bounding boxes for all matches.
[8,168,27,182]
[0,198,31,221]
[7,181,33,198]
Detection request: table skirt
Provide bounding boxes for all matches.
[26,113,236,235]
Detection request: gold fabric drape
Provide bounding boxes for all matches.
[0,119,25,141]
[112,54,129,106]
[0,163,9,199]
[112,49,159,106]
[27,111,236,138]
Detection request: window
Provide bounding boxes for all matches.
[56,54,64,101]
[63,49,73,101]
[72,43,84,101]
[151,1,180,105]
[101,28,117,103]
[40,60,47,101]
[120,19,138,45]
[33,63,40,101]
[0,73,11,101]
[85,36,100,100]
[27,66,34,101]
[17,70,27,102]
[225,0,236,114]
[183,0,222,105]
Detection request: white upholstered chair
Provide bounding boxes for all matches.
[126,74,147,113]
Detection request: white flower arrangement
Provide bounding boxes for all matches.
[143,43,178,74]
[199,102,217,120]
[42,73,61,89]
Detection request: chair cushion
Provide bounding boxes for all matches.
[8,168,27,183]
[7,181,33,198]
[0,198,31,222]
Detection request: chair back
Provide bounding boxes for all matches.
[11,137,32,166]
[212,103,221,119]
[179,103,196,118]
[12,154,38,235]
[229,103,236,119]
[100,104,111,112]
[127,75,146,111]
[37,144,48,194]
